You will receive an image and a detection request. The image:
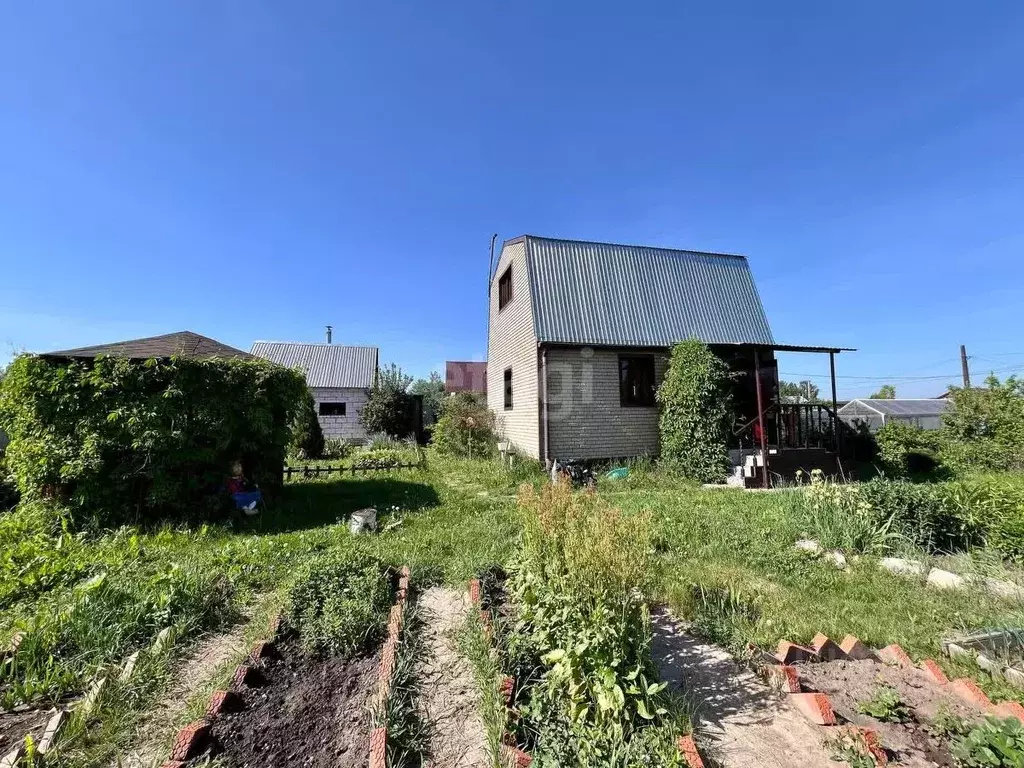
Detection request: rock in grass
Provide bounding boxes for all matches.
[795,539,822,555]
[879,557,927,576]
[926,568,965,590]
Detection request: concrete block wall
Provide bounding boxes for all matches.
[311,386,370,442]
[545,347,669,461]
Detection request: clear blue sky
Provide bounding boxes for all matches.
[2,2,1022,398]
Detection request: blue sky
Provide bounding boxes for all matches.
[1,2,1022,398]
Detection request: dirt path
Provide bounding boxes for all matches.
[416,587,489,768]
[115,623,248,768]
[651,608,835,768]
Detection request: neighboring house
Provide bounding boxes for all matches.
[42,330,252,360]
[250,341,378,443]
[487,235,851,482]
[445,361,487,396]
[838,398,950,432]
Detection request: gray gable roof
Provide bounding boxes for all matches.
[43,331,251,360]
[514,236,775,347]
[250,342,378,388]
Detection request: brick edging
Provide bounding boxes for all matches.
[368,565,413,768]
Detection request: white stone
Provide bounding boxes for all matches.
[1004,667,1024,689]
[0,746,24,768]
[795,539,822,555]
[119,651,140,681]
[944,642,974,660]
[80,676,107,713]
[151,626,172,652]
[826,551,848,570]
[977,653,1003,675]
[927,568,966,590]
[37,709,67,754]
[986,578,1024,601]
[879,557,927,576]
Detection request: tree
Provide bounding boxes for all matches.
[870,384,897,399]
[291,389,325,459]
[360,363,415,437]
[780,380,820,403]
[940,375,1024,472]
[657,340,733,482]
[410,372,445,427]
[432,392,496,457]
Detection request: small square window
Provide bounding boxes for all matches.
[319,402,347,416]
[498,266,513,311]
[619,356,656,407]
[503,368,513,410]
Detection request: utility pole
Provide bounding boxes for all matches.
[960,345,971,389]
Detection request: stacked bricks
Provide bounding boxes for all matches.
[368,566,413,768]
[159,611,285,768]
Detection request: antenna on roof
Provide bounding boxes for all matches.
[325,325,333,344]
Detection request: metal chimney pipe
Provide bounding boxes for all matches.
[325,325,333,344]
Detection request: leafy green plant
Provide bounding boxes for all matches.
[875,421,942,478]
[0,354,305,526]
[801,475,902,554]
[942,376,1024,475]
[290,390,325,460]
[287,552,392,656]
[680,583,760,653]
[322,438,354,460]
[856,685,911,723]
[931,705,969,739]
[361,363,415,438]
[432,392,497,458]
[657,339,733,483]
[952,716,1024,766]
[352,448,411,470]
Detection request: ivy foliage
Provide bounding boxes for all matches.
[656,340,733,483]
[0,354,306,526]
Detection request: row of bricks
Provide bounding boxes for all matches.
[369,566,412,768]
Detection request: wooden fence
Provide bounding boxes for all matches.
[284,460,425,481]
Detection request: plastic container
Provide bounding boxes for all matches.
[349,508,377,535]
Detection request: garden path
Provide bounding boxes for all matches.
[416,587,489,768]
[651,608,837,768]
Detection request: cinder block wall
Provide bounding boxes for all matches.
[487,240,540,459]
[311,386,370,442]
[545,347,668,460]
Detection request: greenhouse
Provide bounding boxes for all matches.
[837,398,950,431]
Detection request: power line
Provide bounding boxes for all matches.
[778,365,1024,382]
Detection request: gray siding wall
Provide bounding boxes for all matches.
[487,241,540,459]
[311,386,370,442]
[545,347,669,460]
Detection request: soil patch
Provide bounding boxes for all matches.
[651,608,834,768]
[416,587,489,768]
[0,707,50,753]
[211,638,378,768]
[116,622,248,767]
[797,659,985,768]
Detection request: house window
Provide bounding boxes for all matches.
[319,402,347,416]
[619,356,656,407]
[503,368,513,410]
[498,266,513,311]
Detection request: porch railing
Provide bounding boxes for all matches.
[776,403,838,450]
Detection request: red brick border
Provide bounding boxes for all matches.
[877,644,913,668]
[676,734,705,768]
[791,692,837,725]
[919,659,949,686]
[839,634,874,661]
[775,640,819,664]
[169,720,210,761]
[765,664,802,693]
[950,678,992,708]
[368,566,414,766]
[369,725,387,768]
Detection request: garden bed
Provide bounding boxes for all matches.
[209,637,378,767]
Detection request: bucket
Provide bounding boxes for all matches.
[349,508,377,535]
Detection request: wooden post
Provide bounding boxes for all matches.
[754,349,769,489]
[829,351,840,454]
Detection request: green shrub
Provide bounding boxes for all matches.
[942,377,1024,475]
[290,390,325,459]
[801,475,902,554]
[323,438,354,460]
[952,716,1024,766]
[361,363,415,438]
[352,448,410,470]
[0,458,17,511]
[0,354,306,526]
[876,421,942,478]
[950,476,1024,561]
[432,392,496,458]
[859,479,980,554]
[657,340,733,483]
[288,551,392,656]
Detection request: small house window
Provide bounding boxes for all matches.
[503,368,513,410]
[619,356,656,407]
[498,266,513,311]
[319,402,347,416]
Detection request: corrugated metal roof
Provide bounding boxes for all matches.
[521,236,775,347]
[250,342,378,388]
[839,399,951,417]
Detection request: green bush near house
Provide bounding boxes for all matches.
[431,392,497,458]
[361,363,416,438]
[941,376,1024,475]
[290,389,325,460]
[657,339,733,483]
[0,354,306,526]
[875,421,943,478]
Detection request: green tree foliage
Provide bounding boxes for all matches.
[941,376,1024,473]
[290,389,325,459]
[870,384,897,399]
[875,421,941,478]
[359,363,415,438]
[432,392,496,458]
[0,354,305,525]
[657,340,733,482]
[410,371,445,427]
[780,380,820,402]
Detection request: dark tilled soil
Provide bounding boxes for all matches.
[797,659,985,768]
[211,639,378,768]
[0,707,50,752]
